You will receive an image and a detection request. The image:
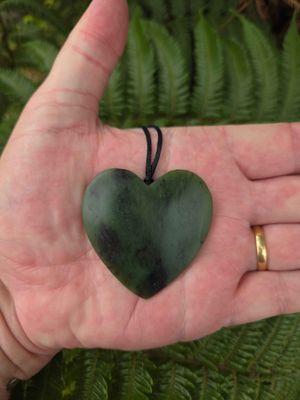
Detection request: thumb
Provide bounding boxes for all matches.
[41,0,128,110]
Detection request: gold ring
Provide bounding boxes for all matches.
[252,225,268,271]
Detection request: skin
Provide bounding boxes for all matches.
[1,0,300,395]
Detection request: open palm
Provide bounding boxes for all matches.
[1,0,300,380]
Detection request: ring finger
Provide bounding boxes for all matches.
[249,224,300,271]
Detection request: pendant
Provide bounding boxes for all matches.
[82,126,213,298]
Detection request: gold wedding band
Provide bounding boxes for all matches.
[252,225,268,271]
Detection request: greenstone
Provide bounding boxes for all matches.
[82,169,213,298]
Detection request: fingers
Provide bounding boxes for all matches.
[249,224,300,271]
[250,175,300,224]
[40,0,128,110]
[225,122,300,180]
[229,270,300,326]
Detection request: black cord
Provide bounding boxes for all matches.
[141,126,163,185]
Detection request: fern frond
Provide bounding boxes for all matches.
[224,372,300,400]
[276,316,300,373]
[194,368,224,400]
[224,373,262,400]
[126,9,156,120]
[21,353,63,400]
[9,23,43,43]
[146,21,189,119]
[62,348,82,365]
[208,2,228,21]
[136,0,168,21]
[0,95,9,119]
[247,315,300,374]
[219,323,265,371]
[279,13,300,121]
[156,341,201,365]
[0,0,66,33]
[189,0,207,15]
[100,59,126,124]
[16,40,58,73]
[152,362,197,400]
[169,0,188,18]
[272,374,300,400]
[0,107,21,154]
[0,68,36,104]
[191,322,265,372]
[170,17,193,75]
[192,15,224,121]
[70,350,111,400]
[223,38,255,122]
[240,16,280,122]
[111,352,154,400]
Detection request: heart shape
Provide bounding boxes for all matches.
[82,169,213,298]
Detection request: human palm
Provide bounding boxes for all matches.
[1,0,300,377]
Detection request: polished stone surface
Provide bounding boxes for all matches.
[82,169,213,298]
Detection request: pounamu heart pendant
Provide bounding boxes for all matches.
[82,168,213,298]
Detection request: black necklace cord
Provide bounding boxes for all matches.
[141,125,163,185]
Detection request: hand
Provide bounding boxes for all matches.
[1,0,300,389]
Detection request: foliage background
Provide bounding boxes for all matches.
[1,0,300,399]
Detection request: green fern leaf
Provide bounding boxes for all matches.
[219,323,265,372]
[111,352,154,400]
[126,9,156,120]
[223,38,255,122]
[59,349,82,398]
[0,68,36,104]
[169,17,193,80]
[246,315,300,374]
[224,373,300,400]
[152,362,197,400]
[156,341,201,366]
[279,13,300,121]
[192,15,224,120]
[189,0,206,14]
[224,374,262,400]
[239,16,280,122]
[21,353,63,400]
[9,23,43,44]
[276,316,300,373]
[169,0,188,18]
[146,21,189,119]
[207,0,240,20]
[0,95,9,120]
[207,2,227,21]
[137,0,168,22]
[70,350,111,400]
[0,107,21,154]
[63,348,82,365]
[193,368,224,400]
[100,59,126,124]
[190,322,264,372]
[16,40,58,73]
[0,0,66,33]
[273,375,300,400]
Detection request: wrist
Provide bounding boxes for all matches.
[0,280,54,395]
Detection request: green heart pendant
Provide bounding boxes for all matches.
[82,168,213,298]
